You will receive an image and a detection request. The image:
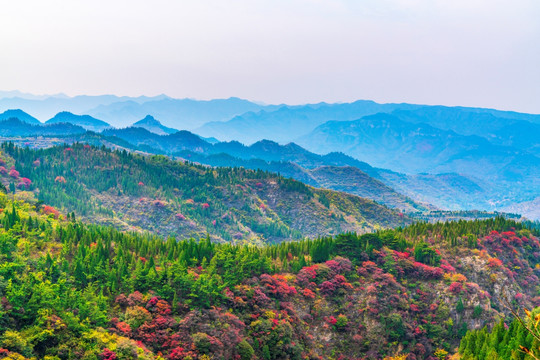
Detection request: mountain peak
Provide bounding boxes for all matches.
[132,115,178,135]
[46,112,110,131]
[134,115,160,125]
[0,109,41,124]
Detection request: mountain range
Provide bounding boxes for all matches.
[0,92,538,219]
[0,117,517,218]
[0,93,273,128]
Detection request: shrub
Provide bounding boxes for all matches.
[192,332,212,354]
[448,282,463,295]
[8,168,19,178]
[487,258,503,268]
[124,306,152,329]
[99,348,117,360]
[153,199,167,207]
[335,314,348,330]
[325,257,352,274]
[17,178,31,189]
[472,305,483,319]
[237,340,255,360]
[42,205,60,219]
[175,213,186,220]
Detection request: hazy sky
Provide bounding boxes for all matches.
[1,0,539,113]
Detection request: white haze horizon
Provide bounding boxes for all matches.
[1,0,539,113]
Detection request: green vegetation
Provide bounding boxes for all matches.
[458,310,540,360]
[0,180,538,358]
[0,143,538,359]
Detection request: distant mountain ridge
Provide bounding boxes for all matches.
[195,100,422,144]
[195,101,540,145]
[0,93,170,122]
[46,111,111,132]
[87,96,276,128]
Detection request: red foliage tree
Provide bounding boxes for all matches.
[99,348,117,360]
[487,257,503,268]
[175,213,186,220]
[42,205,60,218]
[448,282,463,294]
[8,167,19,178]
[55,176,67,183]
[153,200,167,207]
[17,177,31,189]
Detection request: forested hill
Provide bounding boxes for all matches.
[0,188,538,359]
[0,143,407,243]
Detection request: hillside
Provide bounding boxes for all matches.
[378,171,488,211]
[502,196,540,221]
[99,129,430,212]
[458,308,540,359]
[0,189,537,359]
[1,123,525,217]
[2,97,538,218]
[0,143,408,244]
[308,166,431,212]
[177,151,429,213]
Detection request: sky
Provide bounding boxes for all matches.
[0,0,539,113]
